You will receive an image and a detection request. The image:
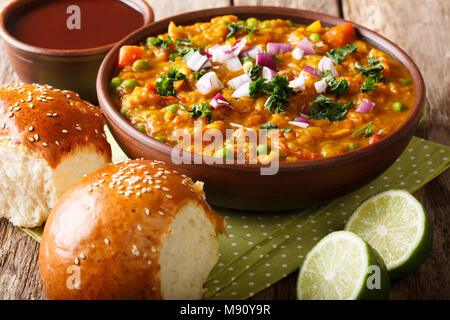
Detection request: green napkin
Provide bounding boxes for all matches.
[23,134,450,300]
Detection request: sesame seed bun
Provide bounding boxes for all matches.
[0,83,111,227]
[39,160,226,300]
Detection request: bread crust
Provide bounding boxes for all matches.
[0,83,111,167]
[39,160,225,300]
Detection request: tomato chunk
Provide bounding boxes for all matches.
[369,135,381,144]
[118,46,144,68]
[322,23,355,48]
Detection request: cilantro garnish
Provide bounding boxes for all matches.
[361,77,378,93]
[310,94,353,122]
[147,36,172,49]
[322,70,349,98]
[176,38,195,46]
[193,69,207,80]
[248,65,262,81]
[326,44,358,65]
[188,102,213,123]
[169,38,201,61]
[226,24,258,39]
[355,58,385,83]
[259,123,278,130]
[249,76,298,114]
[156,68,187,97]
[281,128,293,133]
[352,121,384,137]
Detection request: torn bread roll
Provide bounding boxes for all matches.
[39,160,226,300]
[0,83,111,227]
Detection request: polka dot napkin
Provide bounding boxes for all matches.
[23,133,450,300]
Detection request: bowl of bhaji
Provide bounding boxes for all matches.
[97,6,425,211]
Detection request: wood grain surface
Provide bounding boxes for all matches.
[0,0,448,300]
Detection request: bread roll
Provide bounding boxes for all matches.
[39,160,226,300]
[0,83,111,227]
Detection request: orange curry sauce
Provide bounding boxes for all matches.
[110,16,414,162]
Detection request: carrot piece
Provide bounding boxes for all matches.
[118,46,144,68]
[147,83,157,93]
[322,23,355,48]
[173,80,184,91]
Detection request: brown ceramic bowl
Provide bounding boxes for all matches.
[97,6,425,211]
[0,0,153,103]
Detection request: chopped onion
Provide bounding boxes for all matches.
[304,65,322,79]
[315,41,324,47]
[228,73,252,90]
[356,99,375,113]
[297,38,315,55]
[225,57,243,71]
[292,47,304,60]
[299,112,310,119]
[318,56,338,77]
[202,60,213,69]
[262,67,277,81]
[294,116,310,124]
[196,71,224,95]
[210,93,233,110]
[256,53,277,71]
[232,82,251,98]
[314,80,328,93]
[239,45,263,59]
[212,44,235,62]
[267,42,292,54]
[232,38,248,56]
[289,74,305,90]
[186,50,208,72]
[288,121,310,128]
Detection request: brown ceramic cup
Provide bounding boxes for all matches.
[97,6,426,211]
[0,0,153,103]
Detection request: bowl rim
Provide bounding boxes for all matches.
[0,0,154,57]
[97,5,426,172]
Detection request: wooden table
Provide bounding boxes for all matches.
[0,0,448,300]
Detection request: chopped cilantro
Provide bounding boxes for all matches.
[326,44,358,64]
[226,24,258,39]
[175,38,195,46]
[352,121,384,138]
[249,76,298,114]
[147,36,172,49]
[361,77,378,93]
[248,65,262,81]
[322,70,349,98]
[281,128,293,133]
[156,68,187,97]
[193,69,207,80]
[355,58,385,83]
[310,94,353,122]
[259,123,278,130]
[249,77,266,97]
[188,102,213,123]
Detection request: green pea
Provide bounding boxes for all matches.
[242,57,255,64]
[136,125,146,133]
[285,19,293,27]
[309,33,321,42]
[393,102,404,112]
[246,17,258,27]
[348,143,358,151]
[219,20,229,25]
[165,104,178,114]
[261,21,271,28]
[154,136,166,143]
[122,79,137,90]
[400,79,412,85]
[257,144,271,155]
[110,77,122,89]
[215,147,234,160]
[120,108,128,117]
[132,59,150,71]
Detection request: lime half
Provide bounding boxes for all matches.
[297,231,390,300]
[345,190,433,279]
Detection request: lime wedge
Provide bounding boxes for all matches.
[297,231,390,300]
[345,190,433,279]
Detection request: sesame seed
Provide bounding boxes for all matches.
[158,211,164,216]
[137,224,142,231]
[28,126,34,131]
[104,238,110,245]
[80,253,86,259]
[131,245,140,256]
[151,246,157,253]
[14,106,21,111]
[166,194,173,199]
[7,112,13,118]
[162,187,169,192]
[42,142,48,147]
[147,260,152,265]
[53,113,58,117]
[145,208,150,215]
[62,129,68,133]
[74,257,80,265]
[29,103,34,108]
[34,134,39,141]
[28,137,35,142]
[55,141,60,146]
